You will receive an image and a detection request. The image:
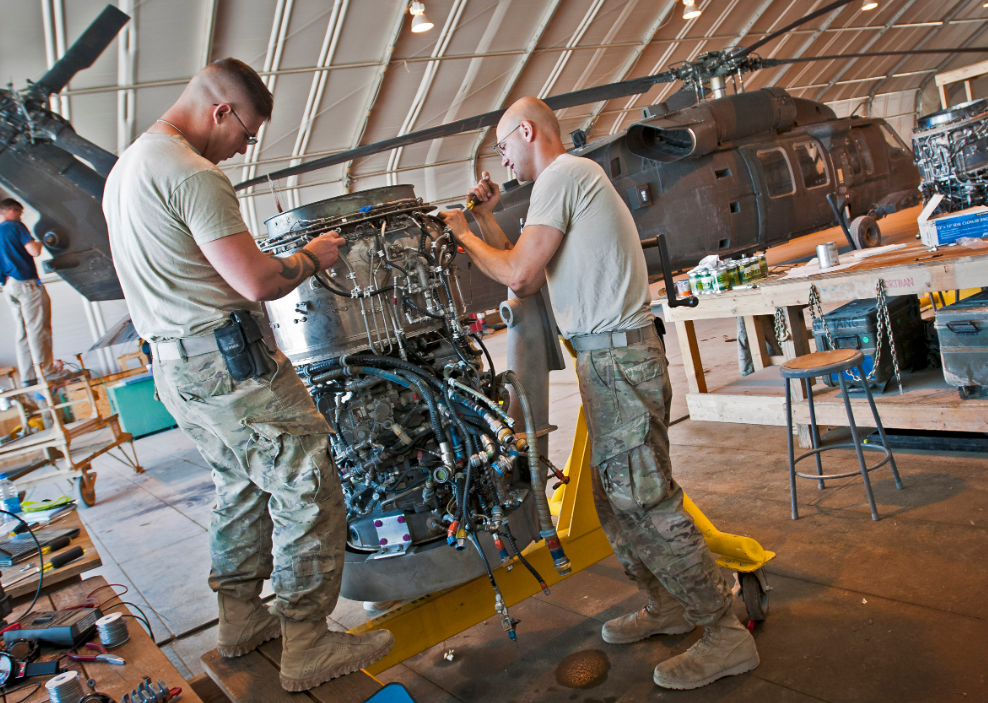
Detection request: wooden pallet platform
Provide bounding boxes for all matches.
[201,640,381,703]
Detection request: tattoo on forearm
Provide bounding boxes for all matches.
[275,254,303,281]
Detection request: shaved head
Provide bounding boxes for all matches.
[181,58,273,122]
[498,97,561,142]
[494,97,565,182]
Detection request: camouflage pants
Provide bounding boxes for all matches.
[154,345,346,622]
[575,336,733,626]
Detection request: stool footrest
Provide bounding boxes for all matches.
[793,443,891,481]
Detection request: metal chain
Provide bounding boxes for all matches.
[774,307,791,342]
[806,281,902,393]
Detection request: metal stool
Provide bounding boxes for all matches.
[782,349,903,521]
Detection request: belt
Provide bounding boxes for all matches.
[569,323,657,352]
[151,335,221,361]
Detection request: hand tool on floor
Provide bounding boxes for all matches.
[68,641,125,665]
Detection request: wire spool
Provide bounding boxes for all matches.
[95,612,130,649]
[46,670,85,703]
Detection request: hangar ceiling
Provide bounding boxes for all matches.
[3,0,988,234]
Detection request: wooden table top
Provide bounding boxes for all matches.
[0,510,102,599]
[4,575,201,703]
[663,241,988,322]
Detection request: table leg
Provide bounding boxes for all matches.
[675,320,707,394]
[780,306,813,448]
[743,315,772,371]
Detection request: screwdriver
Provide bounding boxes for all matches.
[2,546,84,588]
[466,174,494,210]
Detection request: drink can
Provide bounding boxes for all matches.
[712,266,731,293]
[757,253,768,277]
[726,262,741,287]
[698,269,713,294]
[675,279,691,297]
[688,269,701,296]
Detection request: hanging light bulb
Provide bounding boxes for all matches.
[861,1,878,9]
[410,2,434,33]
[682,0,701,20]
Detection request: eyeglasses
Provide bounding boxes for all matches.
[493,124,521,157]
[213,104,258,146]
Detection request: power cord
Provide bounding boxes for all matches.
[0,509,44,618]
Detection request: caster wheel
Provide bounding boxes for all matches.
[849,215,882,249]
[740,572,769,622]
[74,470,97,508]
[958,385,980,400]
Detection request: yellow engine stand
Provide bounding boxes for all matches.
[351,404,774,674]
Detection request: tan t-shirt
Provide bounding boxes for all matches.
[103,133,262,341]
[525,153,653,339]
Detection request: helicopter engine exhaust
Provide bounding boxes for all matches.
[626,87,797,163]
[258,186,566,634]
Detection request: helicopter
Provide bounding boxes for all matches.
[2,0,986,305]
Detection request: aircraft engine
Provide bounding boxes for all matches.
[912,99,988,212]
[259,185,560,607]
[624,87,798,162]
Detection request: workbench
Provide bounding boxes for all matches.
[0,510,102,599]
[6,575,201,703]
[661,241,988,446]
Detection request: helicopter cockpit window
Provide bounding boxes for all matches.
[756,147,796,198]
[794,142,830,189]
[880,124,910,156]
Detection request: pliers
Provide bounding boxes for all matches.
[67,641,125,665]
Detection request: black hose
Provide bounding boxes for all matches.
[502,525,549,594]
[403,297,445,321]
[312,272,352,297]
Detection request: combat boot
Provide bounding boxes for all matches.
[216,592,281,658]
[279,618,394,692]
[602,585,695,644]
[653,611,759,689]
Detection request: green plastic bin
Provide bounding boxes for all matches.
[106,374,177,438]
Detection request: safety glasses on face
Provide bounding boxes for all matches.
[213,104,258,146]
[493,124,522,157]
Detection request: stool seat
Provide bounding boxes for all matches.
[781,349,864,379]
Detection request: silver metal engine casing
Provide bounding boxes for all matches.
[262,185,463,365]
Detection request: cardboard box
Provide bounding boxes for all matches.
[918,193,988,247]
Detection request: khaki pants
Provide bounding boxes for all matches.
[2,278,54,385]
[153,345,347,622]
[576,336,734,626]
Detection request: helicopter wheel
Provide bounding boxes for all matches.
[850,215,882,249]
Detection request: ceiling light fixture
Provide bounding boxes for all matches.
[410,2,434,33]
[861,1,878,10]
[682,0,701,20]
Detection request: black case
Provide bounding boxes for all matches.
[811,295,926,390]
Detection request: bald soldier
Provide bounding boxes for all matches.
[439,97,759,690]
[102,58,392,691]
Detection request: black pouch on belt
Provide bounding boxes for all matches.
[214,310,276,381]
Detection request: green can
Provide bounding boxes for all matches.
[744,257,761,283]
[711,266,731,293]
[737,258,753,284]
[698,268,714,294]
[688,269,701,296]
[757,253,768,278]
[726,262,741,288]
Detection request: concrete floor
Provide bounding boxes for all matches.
[31,209,988,701]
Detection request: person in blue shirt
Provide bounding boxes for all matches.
[1,198,61,386]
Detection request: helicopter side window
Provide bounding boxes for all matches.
[794,142,830,189]
[756,147,796,198]
[852,132,874,174]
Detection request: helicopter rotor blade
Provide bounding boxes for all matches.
[36,4,130,96]
[235,70,678,191]
[760,47,988,67]
[736,0,856,59]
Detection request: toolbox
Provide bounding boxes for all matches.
[106,374,177,438]
[933,290,988,398]
[812,295,926,391]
